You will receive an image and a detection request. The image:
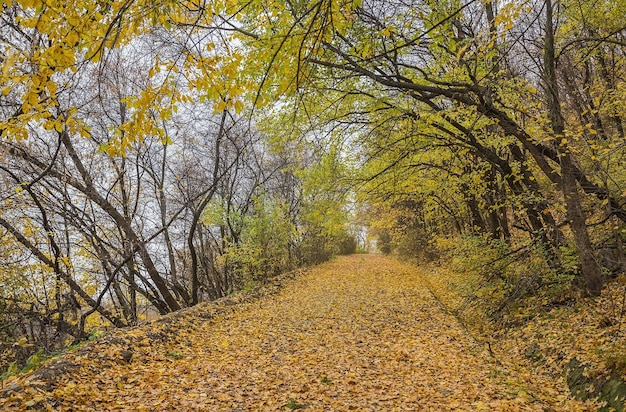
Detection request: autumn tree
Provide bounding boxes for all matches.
[2,0,622,373]
[228,0,625,295]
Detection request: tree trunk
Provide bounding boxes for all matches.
[59,131,182,311]
[544,0,602,295]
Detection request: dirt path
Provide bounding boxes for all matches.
[1,255,585,411]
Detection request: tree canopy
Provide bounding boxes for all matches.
[1,0,625,377]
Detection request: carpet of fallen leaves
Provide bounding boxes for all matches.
[0,255,596,411]
[419,263,626,410]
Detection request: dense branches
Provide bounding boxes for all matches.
[1,0,624,374]
[242,0,625,295]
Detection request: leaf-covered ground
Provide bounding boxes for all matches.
[1,255,594,411]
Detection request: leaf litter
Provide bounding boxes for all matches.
[0,255,593,411]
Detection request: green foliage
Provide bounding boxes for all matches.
[1,349,47,381]
[336,232,357,255]
[285,398,306,410]
[200,198,228,228]
[446,235,580,320]
[377,231,392,255]
[222,194,295,283]
[450,235,510,276]
[1,332,101,381]
[598,342,626,375]
[367,199,440,260]
[0,362,20,381]
[166,350,185,360]
[559,245,582,277]
[21,349,46,374]
[292,147,357,264]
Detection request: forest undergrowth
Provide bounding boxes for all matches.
[1,255,598,411]
[419,257,626,411]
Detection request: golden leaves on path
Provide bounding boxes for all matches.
[1,255,588,410]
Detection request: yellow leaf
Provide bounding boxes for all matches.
[28,93,38,107]
[214,100,227,113]
[234,100,244,114]
[66,30,79,47]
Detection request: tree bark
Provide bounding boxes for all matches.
[543,0,602,295]
[58,131,182,311]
